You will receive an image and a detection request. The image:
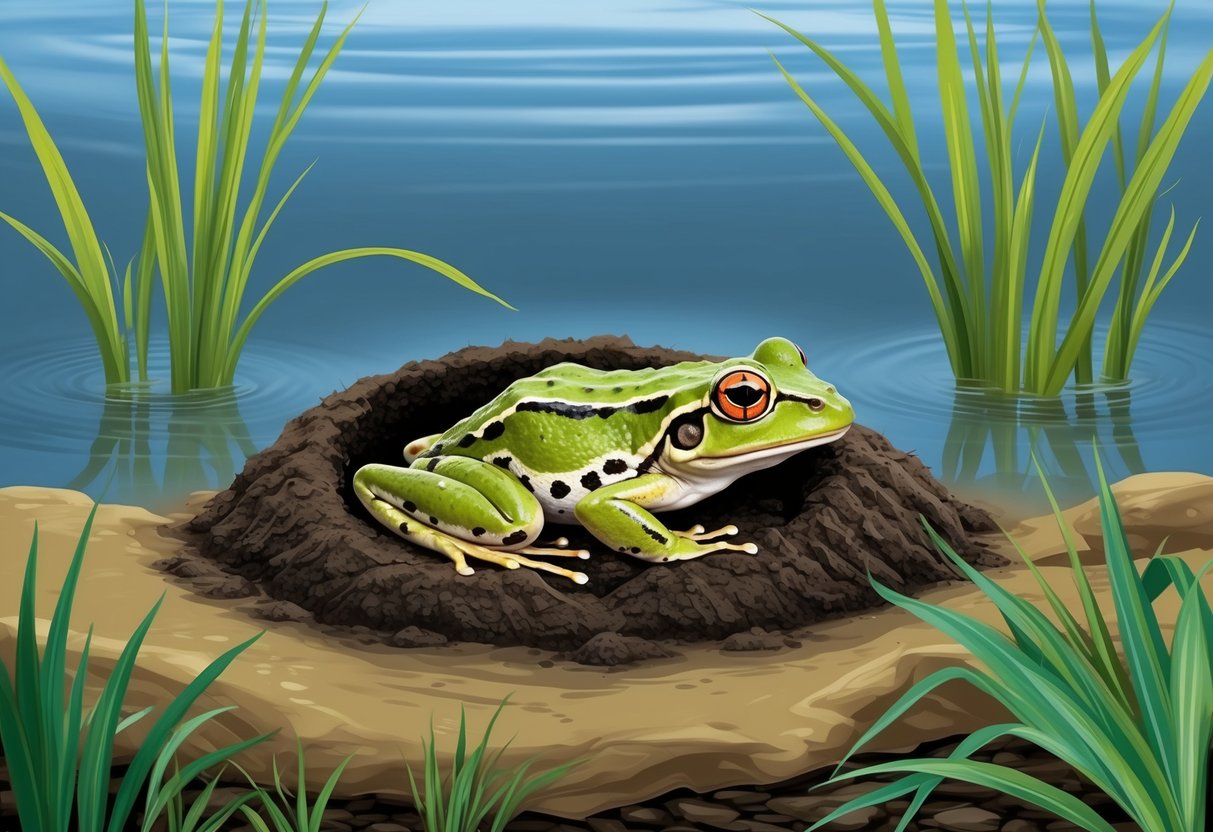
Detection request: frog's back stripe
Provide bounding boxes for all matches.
[418,392,693,458]
[515,395,669,420]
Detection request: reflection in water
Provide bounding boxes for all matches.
[67,389,257,508]
[942,386,1146,512]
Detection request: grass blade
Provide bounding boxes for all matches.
[222,247,513,384]
[829,759,1119,832]
[934,0,985,376]
[761,12,976,378]
[1035,0,1096,385]
[1025,10,1167,391]
[1169,565,1213,827]
[0,61,127,384]
[768,56,962,373]
[1044,42,1213,393]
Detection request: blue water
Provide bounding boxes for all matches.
[1,0,1211,512]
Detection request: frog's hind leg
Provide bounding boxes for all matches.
[575,474,758,563]
[353,460,588,583]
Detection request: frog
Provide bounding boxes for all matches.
[352,336,854,584]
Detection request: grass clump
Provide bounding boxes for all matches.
[809,455,1212,832]
[234,742,354,829]
[237,737,354,832]
[406,694,584,832]
[0,505,271,831]
[0,0,511,393]
[765,0,1213,395]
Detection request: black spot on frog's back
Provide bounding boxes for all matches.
[603,458,628,475]
[550,480,571,499]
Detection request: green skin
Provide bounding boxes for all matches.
[353,337,854,584]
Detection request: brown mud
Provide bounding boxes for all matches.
[171,336,1001,661]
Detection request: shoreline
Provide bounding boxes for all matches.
[2,473,1211,817]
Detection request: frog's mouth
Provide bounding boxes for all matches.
[692,425,851,470]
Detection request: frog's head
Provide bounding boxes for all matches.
[659,337,853,480]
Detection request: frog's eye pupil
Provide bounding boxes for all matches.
[711,369,774,423]
[807,397,825,412]
[725,383,764,409]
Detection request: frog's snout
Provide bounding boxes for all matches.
[831,393,856,427]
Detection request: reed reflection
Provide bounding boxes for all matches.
[67,388,257,508]
[942,386,1146,513]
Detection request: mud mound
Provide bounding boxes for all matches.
[175,336,1002,659]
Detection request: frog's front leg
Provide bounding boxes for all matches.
[574,474,758,563]
[353,458,589,583]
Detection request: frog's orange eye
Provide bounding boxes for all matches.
[711,368,773,423]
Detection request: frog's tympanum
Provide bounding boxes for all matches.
[353,337,854,584]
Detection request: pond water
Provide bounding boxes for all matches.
[1,0,1210,513]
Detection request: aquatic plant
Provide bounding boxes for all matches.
[808,457,1213,832]
[0,0,511,392]
[765,0,1212,395]
[406,694,584,832]
[0,504,271,832]
[238,737,355,832]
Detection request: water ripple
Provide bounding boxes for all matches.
[0,336,346,456]
[828,318,1213,438]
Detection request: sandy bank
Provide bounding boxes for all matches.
[1,473,1211,817]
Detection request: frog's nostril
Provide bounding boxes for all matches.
[807,397,825,412]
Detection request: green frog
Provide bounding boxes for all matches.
[353,337,853,584]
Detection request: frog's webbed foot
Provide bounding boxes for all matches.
[443,539,590,584]
[411,533,588,584]
[671,524,757,554]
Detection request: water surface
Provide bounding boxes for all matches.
[1,0,1210,511]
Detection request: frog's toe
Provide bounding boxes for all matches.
[500,552,590,583]
[519,545,591,560]
[683,539,757,557]
[447,540,586,583]
[430,537,480,576]
[674,524,740,541]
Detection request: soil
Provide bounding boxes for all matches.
[0,736,1141,832]
[169,337,1001,661]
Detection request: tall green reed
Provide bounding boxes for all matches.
[809,457,1212,832]
[0,505,272,832]
[765,0,1212,396]
[0,0,512,393]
